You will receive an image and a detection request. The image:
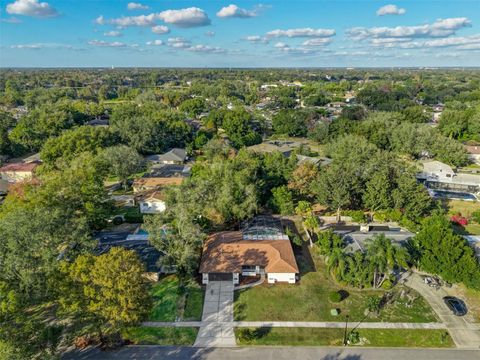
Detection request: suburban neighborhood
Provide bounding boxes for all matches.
[1,1,480,360]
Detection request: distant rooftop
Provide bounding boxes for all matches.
[146,148,187,163]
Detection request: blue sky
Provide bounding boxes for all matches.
[1,0,479,67]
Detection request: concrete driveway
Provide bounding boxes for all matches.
[194,281,235,347]
[403,272,480,349]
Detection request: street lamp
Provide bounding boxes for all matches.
[343,315,349,346]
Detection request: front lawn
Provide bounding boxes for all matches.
[235,327,454,348]
[123,327,198,345]
[149,275,204,321]
[234,255,438,323]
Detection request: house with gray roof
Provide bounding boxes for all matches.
[331,224,414,253]
[146,148,187,165]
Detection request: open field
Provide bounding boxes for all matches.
[234,253,438,323]
[234,327,454,347]
[122,327,198,345]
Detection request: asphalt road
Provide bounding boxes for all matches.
[63,346,480,360]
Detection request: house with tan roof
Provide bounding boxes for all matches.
[199,223,299,285]
[0,161,39,183]
[136,190,167,214]
[132,177,183,193]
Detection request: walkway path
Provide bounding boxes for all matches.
[193,281,236,347]
[143,320,445,330]
[402,272,480,349]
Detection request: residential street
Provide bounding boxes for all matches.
[403,272,480,349]
[63,346,480,360]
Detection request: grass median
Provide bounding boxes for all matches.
[122,327,198,345]
[235,327,454,348]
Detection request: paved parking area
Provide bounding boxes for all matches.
[194,281,236,347]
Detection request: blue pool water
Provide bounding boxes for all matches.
[432,190,478,201]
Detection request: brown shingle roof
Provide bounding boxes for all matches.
[199,231,299,274]
[0,162,39,173]
[133,177,183,188]
[465,145,480,155]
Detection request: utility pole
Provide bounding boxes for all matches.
[343,315,349,346]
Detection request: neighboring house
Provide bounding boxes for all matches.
[296,154,332,167]
[132,164,190,193]
[416,160,480,193]
[137,191,166,214]
[465,145,480,165]
[95,228,164,272]
[146,148,187,165]
[22,153,41,163]
[248,140,307,157]
[331,224,414,253]
[199,220,299,285]
[132,177,183,193]
[0,161,39,183]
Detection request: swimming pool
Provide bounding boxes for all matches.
[431,190,478,201]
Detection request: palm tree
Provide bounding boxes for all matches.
[327,247,347,281]
[366,234,408,288]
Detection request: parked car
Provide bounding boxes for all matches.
[443,296,467,316]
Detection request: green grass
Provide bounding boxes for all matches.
[123,327,198,345]
[149,275,204,321]
[234,255,438,323]
[234,327,454,348]
[150,275,180,321]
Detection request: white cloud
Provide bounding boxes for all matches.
[94,15,105,25]
[104,30,122,37]
[187,44,226,54]
[96,7,210,29]
[216,4,256,18]
[266,28,335,38]
[1,17,22,23]
[205,31,215,37]
[11,42,74,49]
[245,35,268,44]
[158,7,210,28]
[146,40,164,46]
[273,42,318,55]
[376,4,406,16]
[6,0,58,18]
[302,38,332,46]
[88,40,127,47]
[127,2,149,11]
[167,37,191,49]
[151,25,170,34]
[347,18,471,40]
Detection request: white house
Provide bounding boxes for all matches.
[199,228,299,285]
[417,160,480,193]
[137,191,166,214]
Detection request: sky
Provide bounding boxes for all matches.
[1,0,480,67]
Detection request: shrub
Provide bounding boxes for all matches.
[329,291,342,303]
[381,279,393,290]
[343,210,367,223]
[450,213,468,226]
[366,296,382,313]
[237,328,255,342]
